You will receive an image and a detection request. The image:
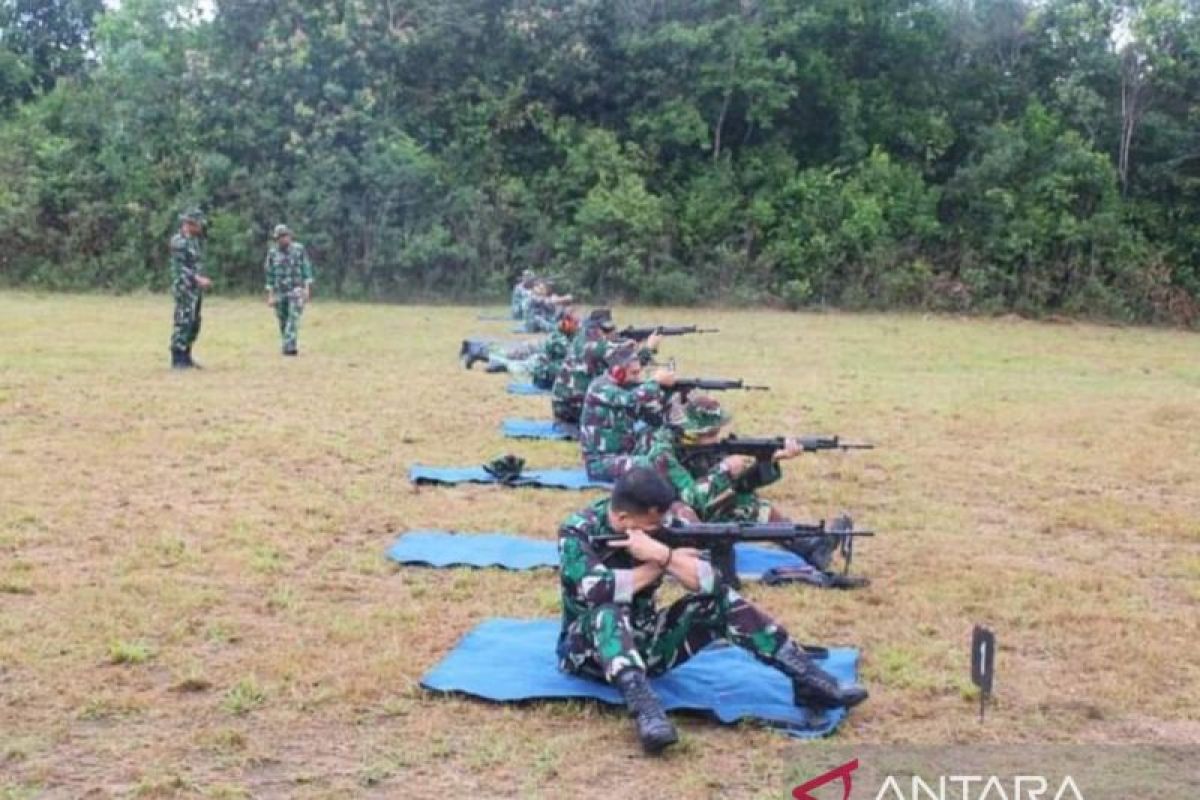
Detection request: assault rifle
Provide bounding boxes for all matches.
[618,324,719,340]
[668,378,770,397]
[678,434,873,488]
[594,517,874,586]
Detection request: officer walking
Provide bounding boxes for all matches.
[264,224,314,356]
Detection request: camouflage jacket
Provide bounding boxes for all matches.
[579,373,666,463]
[169,232,204,296]
[552,335,650,411]
[530,329,574,389]
[264,243,314,293]
[558,499,717,635]
[679,445,783,502]
[511,283,532,318]
[637,428,740,518]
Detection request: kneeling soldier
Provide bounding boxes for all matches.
[557,467,868,754]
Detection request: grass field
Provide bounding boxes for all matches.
[1,292,1197,799]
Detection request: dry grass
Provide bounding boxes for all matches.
[0,291,1197,798]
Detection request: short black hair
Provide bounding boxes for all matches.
[611,467,677,514]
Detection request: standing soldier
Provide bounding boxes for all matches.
[264,224,314,356]
[169,208,212,369]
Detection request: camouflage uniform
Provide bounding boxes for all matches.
[169,220,205,355]
[557,498,790,682]
[522,295,562,333]
[579,370,667,482]
[529,328,574,389]
[551,332,648,424]
[264,227,314,353]
[511,273,535,319]
[637,427,741,517]
[679,445,782,523]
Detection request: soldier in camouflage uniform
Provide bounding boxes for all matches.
[511,269,536,319]
[264,224,314,356]
[578,341,676,482]
[461,313,579,384]
[168,208,212,369]
[557,468,868,754]
[649,395,842,576]
[521,281,573,333]
[550,312,661,425]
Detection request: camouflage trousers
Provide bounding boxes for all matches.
[486,342,542,375]
[170,291,202,352]
[274,290,306,351]
[583,454,640,483]
[523,315,557,333]
[557,587,790,682]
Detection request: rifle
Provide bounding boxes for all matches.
[618,324,719,340]
[593,517,874,580]
[679,434,873,488]
[668,378,770,397]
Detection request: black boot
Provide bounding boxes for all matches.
[460,340,489,370]
[769,640,869,710]
[613,669,678,755]
[283,345,298,356]
[171,349,190,369]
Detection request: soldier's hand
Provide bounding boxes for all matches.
[721,455,756,477]
[196,276,213,290]
[773,437,803,461]
[609,528,670,567]
[645,331,663,351]
[653,367,676,387]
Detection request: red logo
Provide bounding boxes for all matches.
[792,758,860,800]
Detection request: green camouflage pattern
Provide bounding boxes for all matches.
[556,498,789,682]
[579,373,666,481]
[169,231,204,351]
[264,241,314,293]
[511,280,533,319]
[265,242,313,351]
[551,335,649,424]
[635,428,739,517]
[530,328,574,389]
[522,295,561,333]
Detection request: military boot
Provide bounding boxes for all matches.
[171,349,190,369]
[459,340,489,370]
[769,640,868,710]
[613,669,677,755]
[184,348,202,369]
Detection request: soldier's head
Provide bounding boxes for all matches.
[532,281,550,297]
[179,208,205,237]
[673,395,731,444]
[605,341,642,385]
[273,224,292,248]
[586,307,617,338]
[558,312,580,336]
[609,467,676,532]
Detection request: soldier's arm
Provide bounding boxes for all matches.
[631,381,667,427]
[170,237,195,291]
[559,524,643,606]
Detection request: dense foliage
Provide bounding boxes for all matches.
[1,0,1197,324]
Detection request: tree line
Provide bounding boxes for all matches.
[1,0,1197,325]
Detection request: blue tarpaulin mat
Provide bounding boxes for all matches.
[387,530,811,580]
[421,618,859,738]
[507,383,551,396]
[501,419,578,441]
[409,465,611,491]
